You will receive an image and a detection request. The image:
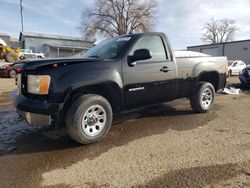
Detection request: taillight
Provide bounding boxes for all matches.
[225,60,229,75]
[16,68,23,73]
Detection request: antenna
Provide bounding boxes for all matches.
[20,0,24,32]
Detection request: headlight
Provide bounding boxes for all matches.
[27,75,51,95]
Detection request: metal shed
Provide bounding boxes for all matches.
[187,39,250,64]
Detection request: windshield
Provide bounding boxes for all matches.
[228,61,234,66]
[84,36,131,59]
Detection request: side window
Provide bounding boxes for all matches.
[29,47,35,53]
[130,36,167,61]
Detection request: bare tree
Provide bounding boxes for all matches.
[78,0,157,40]
[202,18,239,44]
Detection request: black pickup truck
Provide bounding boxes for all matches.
[12,32,228,144]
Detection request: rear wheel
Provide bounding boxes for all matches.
[190,82,215,113]
[66,94,113,144]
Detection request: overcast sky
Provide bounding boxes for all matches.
[1,0,250,49]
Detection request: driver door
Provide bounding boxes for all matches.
[123,35,177,108]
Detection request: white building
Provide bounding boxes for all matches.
[19,32,94,58]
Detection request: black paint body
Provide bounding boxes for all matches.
[12,32,227,128]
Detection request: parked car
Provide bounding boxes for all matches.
[19,49,45,60]
[239,66,250,87]
[0,62,24,78]
[12,32,228,144]
[228,60,246,76]
[0,62,12,68]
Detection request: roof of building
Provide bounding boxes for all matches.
[0,39,7,46]
[45,44,90,50]
[19,31,94,43]
[0,33,10,37]
[188,39,250,48]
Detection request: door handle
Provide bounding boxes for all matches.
[160,66,169,73]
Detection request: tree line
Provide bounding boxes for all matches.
[78,0,239,44]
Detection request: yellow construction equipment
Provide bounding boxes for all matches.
[0,38,20,62]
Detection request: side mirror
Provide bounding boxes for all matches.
[128,49,152,66]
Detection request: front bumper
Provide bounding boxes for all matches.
[17,110,51,126]
[0,69,8,78]
[11,91,60,126]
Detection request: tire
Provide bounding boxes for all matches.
[190,82,215,113]
[9,69,17,78]
[19,56,25,60]
[241,83,247,88]
[240,80,247,88]
[65,94,113,144]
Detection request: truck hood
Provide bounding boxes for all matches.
[20,57,101,71]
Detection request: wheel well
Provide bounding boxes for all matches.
[58,83,122,128]
[69,83,122,113]
[198,72,219,91]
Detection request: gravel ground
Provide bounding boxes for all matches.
[0,78,15,110]
[0,76,250,188]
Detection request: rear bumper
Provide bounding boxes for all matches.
[11,91,60,126]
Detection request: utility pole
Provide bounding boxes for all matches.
[20,0,24,32]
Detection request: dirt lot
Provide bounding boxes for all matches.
[0,77,250,188]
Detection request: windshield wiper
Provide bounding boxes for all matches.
[87,55,112,60]
[88,55,100,58]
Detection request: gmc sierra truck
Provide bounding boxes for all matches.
[12,32,228,144]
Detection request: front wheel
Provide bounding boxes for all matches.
[190,82,215,113]
[19,55,25,60]
[9,69,17,78]
[66,94,113,144]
